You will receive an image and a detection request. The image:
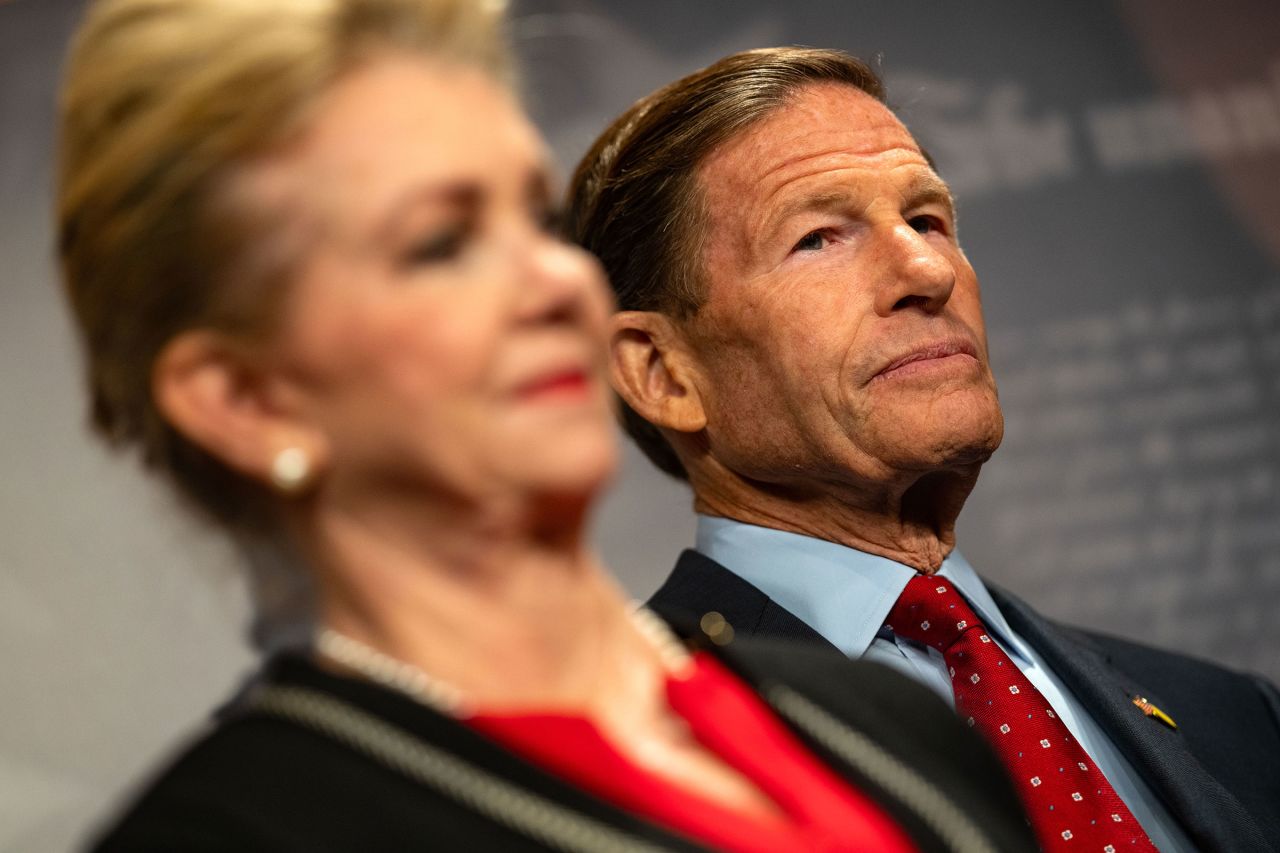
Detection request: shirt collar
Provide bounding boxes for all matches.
[933,550,1028,663]
[695,514,1026,663]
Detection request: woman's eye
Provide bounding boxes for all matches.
[537,204,565,236]
[403,228,467,266]
[793,230,828,253]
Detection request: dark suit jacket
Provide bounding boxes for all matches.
[649,549,1280,853]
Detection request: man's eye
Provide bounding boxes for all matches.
[403,228,467,266]
[909,215,939,235]
[793,230,828,253]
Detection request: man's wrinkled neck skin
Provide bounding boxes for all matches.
[690,455,987,573]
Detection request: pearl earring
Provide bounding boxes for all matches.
[270,447,313,494]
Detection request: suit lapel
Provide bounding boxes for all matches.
[989,585,1269,852]
[647,550,838,651]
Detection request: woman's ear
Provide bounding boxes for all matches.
[152,330,329,490]
[609,311,707,434]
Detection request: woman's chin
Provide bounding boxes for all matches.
[500,426,619,500]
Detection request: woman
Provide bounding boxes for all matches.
[60,0,1034,850]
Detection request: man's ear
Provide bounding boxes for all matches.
[609,311,707,434]
[152,330,329,488]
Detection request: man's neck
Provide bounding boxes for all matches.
[691,466,979,573]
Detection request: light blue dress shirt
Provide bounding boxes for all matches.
[696,514,1194,852]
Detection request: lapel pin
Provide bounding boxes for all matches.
[1132,695,1177,730]
[699,611,736,646]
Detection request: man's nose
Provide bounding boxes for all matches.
[871,222,957,317]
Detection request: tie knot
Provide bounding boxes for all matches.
[886,574,984,651]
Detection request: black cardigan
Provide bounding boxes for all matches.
[89,633,1036,852]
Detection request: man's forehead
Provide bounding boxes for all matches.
[699,82,922,193]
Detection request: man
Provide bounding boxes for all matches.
[566,48,1280,852]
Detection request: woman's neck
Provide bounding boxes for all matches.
[296,489,788,822]
[299,489,662,714]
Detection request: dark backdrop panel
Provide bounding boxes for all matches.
[516,0,1280,681]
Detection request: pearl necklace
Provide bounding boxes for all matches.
[314,604,693,718]
[314,627,470,715]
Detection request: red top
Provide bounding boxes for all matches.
[466,652,919,853]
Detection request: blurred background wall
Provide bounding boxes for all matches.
[2,0,1277,849]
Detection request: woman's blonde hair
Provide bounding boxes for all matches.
[57,0,510,530]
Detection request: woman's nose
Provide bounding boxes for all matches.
[515,234,611,326]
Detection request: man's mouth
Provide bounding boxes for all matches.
[872,339,979,383]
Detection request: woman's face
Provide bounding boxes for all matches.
[250,57,617,508]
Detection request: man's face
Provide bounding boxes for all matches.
[682,82,1003,497]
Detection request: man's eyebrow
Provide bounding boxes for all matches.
[761,190,861,244]
[756,169,958,254]
[903,172,956,217]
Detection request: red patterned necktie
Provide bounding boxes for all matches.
[886,575,1156,852]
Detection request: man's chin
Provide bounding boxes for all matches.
[870,399,1004,471]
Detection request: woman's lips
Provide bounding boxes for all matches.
[514,368,593,401]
